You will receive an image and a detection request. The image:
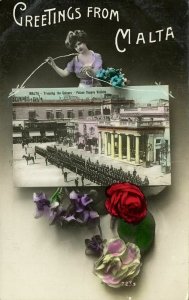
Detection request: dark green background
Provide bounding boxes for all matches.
[0,0,188,96]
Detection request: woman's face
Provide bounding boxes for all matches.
[75,41,88,54]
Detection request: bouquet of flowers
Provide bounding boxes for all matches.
[96,67,128,87]
[33,183,155,289]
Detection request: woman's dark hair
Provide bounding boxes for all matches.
[65,30,88,49]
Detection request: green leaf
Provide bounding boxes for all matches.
[117,212,155,254]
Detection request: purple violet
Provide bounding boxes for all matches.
[33,190,99,225]
[60,191,99,224]
[85,235,105,256]
[33,192,50,218]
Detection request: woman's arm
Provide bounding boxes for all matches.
[46,57,70,77]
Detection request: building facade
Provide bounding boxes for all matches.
[12,97,170,172]
[98,104,170,170]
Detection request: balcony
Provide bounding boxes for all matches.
[98,119,165,128]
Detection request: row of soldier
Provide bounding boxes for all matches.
[35,146,149,186]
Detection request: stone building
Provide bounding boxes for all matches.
[12,98,133,143]
[12,100,102,143]
[98,104,170,170]
[12,91,170,172]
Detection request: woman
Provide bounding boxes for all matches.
[46,30,102,88]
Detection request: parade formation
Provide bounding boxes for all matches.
[34,145,149,186]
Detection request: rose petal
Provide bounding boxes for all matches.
[122,244,138,265]
[105,182,148,224]
[106,183,125,197]
[105,192,124,217]
[102,274,121,286]
[106,183,145,200]
[107,239,126,256]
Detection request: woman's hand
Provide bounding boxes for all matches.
[81,66,96,77]
[45,57,56,68]
[45,57,70,77]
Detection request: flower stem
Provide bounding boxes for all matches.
[110,217,119,238]
[50,187,61,203]
[98,222,102,238]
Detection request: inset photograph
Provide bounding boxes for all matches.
[12,86,171,187]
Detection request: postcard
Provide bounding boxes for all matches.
[12,86,171,187]
[1,1,188,300]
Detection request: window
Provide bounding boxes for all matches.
[95,110,101,116]
[88,110,94,116]
[103,108,110,115]
[156,139,161,144]
[13,110,16,120]
[46,110,54,120]
[78,110,83,118]
[28,110,36,120]
[89,126,95,135]
[67,110,74,118]
[56,110,62,119]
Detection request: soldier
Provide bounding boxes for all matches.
[143,176,149,185]
[24,145,27,154]
[133,168,137,177]
[64,171,68,182]
[75,176,79,187]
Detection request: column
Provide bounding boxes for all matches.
[98,132,102,154]
[108,133,111,156]
[147,134,154,162]
[135,135,140,164]
[101,131,105,153]
[104,132,108,156]
[127,135,131,161]
[118,134,123,159]
[111,133,115,158]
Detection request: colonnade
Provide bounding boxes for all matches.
[98,131,140,165]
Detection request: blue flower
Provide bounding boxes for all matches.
[110,74,126,87]
[96,67,127,87]
[96,69,108,81]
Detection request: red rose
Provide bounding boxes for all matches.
[105,183,147,224]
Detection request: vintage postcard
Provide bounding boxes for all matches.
[12,86,171,187]
[0,1,188,300]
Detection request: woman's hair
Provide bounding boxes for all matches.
[65,30,88,49]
